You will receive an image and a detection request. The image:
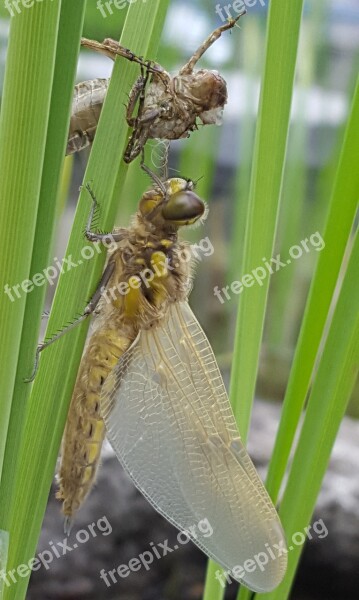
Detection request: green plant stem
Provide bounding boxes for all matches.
[229,0,304,444]
[265,77,359,503]
[233,2,304,599]
[203,560,226,600]
[0,0,86,535]
[205,2,304,599]
[1,2,169,599]
[0,0,61,486]
[258,227,359,599]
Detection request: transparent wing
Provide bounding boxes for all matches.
[101,302,287,592]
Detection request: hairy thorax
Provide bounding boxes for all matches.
[97,213,193,338]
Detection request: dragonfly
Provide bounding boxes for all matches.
[67,10,246,163]
[29,165,287,592]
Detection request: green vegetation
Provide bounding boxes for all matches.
[0,1,357,599]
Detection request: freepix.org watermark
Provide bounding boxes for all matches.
[213,232,325,304]
[0,516,112,588]
[4,0,54,17]
[215,0,266,22]
[3,236,214,304]
[3,238,110,303]
[96,0,148,19]
[101,236,214,305]
[99,517,213,587]
[215,518,328,588]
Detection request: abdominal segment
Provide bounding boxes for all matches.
[56,329,132,519]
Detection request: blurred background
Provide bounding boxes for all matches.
[1,0,358,598]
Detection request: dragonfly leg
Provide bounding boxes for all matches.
[140,153,167,197]
[124,125,151,164]
[24,260,115,383]
[124,61,162,163]
[125,55,166,163]
[179,9,246,75]
[126,74,147,127]
[83,182,126,244]
[81,37,160,74]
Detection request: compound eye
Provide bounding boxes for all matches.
[162,191,205,224]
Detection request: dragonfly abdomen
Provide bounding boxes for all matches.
[56,327,133,519]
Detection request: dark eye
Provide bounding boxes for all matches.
[162,191,205,223]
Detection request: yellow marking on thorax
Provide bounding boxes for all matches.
[147,251,170,306]
[124,277,142,317]
[151,251,168,278]
[160,238,173,249]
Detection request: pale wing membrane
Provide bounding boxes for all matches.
[101,302,287,592]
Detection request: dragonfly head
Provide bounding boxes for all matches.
[139,177,206,230]
[197,70,227,125]
[177,70,227,125]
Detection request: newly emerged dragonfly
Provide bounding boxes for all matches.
[67,11,246,162]
[30,168,287,592]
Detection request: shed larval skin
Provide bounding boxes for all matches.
[67,12,246,161]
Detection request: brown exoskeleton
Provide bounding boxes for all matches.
[27,165,287,593]
[67,11,246,162]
